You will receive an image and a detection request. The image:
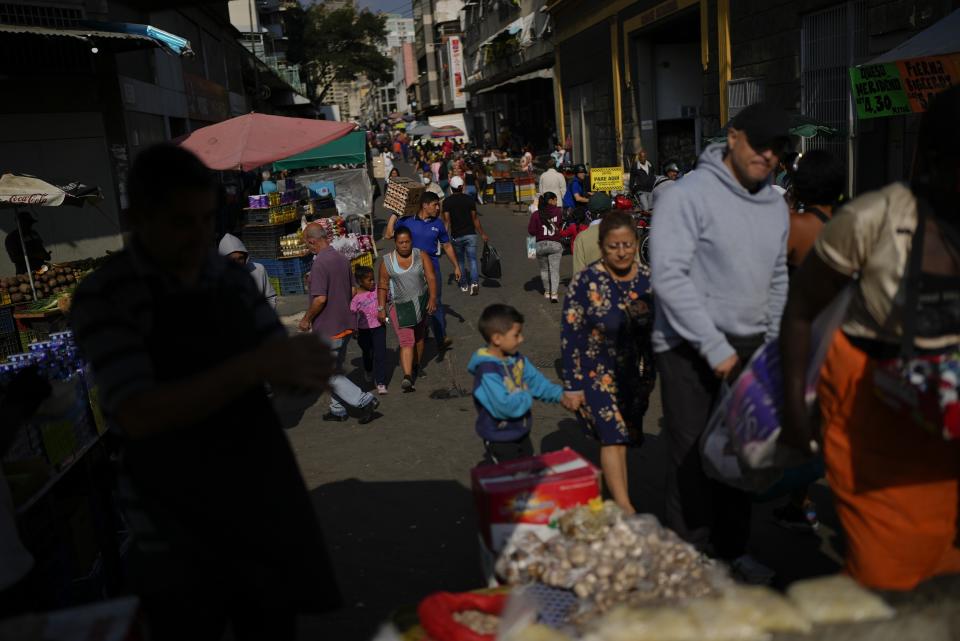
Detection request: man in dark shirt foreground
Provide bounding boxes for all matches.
[71,144,340,640]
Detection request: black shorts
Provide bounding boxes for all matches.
[483,434,534,464]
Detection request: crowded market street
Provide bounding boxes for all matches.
[280,166,840,640]
[2,1,960,638]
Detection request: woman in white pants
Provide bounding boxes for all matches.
[527,192,565,302]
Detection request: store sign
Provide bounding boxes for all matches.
[184,73,230,122]
[590,167,624,192]
[850,54,959,120]
[447,36,467,109]
[899,55,960,112]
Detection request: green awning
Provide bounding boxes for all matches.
[272,130,367,171]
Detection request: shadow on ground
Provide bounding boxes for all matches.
[303,478,484,640]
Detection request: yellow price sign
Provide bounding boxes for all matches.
[590,167,624,192]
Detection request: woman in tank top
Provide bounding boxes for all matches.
[377,227,437,392]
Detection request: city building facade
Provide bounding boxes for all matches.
[461,0,555,152]
[412,0,465,117]
[546,0,955,195]
[0,0,270,274]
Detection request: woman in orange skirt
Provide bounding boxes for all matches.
[780,86,960,590]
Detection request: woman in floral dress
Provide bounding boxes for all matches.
[561,211,656,514]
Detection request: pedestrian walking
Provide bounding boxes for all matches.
[571,193,614,276]
[442,176,489,296]
[437,156,450,195]
[528,192,564,302]
[468,304,566,463]
[629,149,655,211]
[562,164,591,216]
[538,159,568,205]
[299,222,380,424]
[350,265,388,394]
[780,86,960,591]
[377,227,437,391]
[71,144,341,640]
[785,149,846,273]
[768,148,847,533]
[650,102,791,584]
[218,233,278,310]
[561,211,656,513]
[392,192,461,351]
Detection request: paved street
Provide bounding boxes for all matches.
[278,171,842,639]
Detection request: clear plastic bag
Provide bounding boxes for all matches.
[718,586,811,634]
[787,575,895,624]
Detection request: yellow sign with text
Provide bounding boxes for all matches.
[590,167,624,192]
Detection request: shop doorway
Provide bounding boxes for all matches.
[629,7,702,171]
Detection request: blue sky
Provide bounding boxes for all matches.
[356,0,413,16]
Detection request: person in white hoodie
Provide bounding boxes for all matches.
[650,103,791,585]
[219,233,278,310]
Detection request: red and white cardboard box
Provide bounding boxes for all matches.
[471,447,601,553]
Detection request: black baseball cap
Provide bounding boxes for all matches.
[728,103,793,155]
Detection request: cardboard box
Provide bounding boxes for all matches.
[471,448,600,553]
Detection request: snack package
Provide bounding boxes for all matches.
[787,575,895,624]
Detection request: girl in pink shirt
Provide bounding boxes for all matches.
[350,266,388,394]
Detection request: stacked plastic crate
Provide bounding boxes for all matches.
[243,187,309,294]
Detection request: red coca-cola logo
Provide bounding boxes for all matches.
[5,194,49,204]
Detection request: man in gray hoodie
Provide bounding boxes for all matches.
[219,233,278,310]
[650,103,791,583]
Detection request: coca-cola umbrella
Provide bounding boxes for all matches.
[175,113,356,171]
[0,173,103,300]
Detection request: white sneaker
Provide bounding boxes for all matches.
[460,284,469,293]
[731,554,775,585]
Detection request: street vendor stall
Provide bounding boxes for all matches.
[383,447,960,641]
[267,130,377,287]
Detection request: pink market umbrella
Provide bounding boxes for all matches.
[431,125,465,139]
[176,113,356,171]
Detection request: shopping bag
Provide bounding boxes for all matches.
[526,236,537,260]
[701,382,783,493]
[701,285,853,491]
[481,242,502,279]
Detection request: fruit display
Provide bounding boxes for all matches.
[0,267,76,304]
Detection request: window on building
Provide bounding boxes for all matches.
[0,3,82,27]
[727,77,766,120]
[800,0,867,166]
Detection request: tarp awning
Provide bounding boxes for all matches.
[868,9,960,64]
[476,68,553,94]
[272,131,367,171]
[0,23,193,56]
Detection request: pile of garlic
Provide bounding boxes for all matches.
[496,503,728,623]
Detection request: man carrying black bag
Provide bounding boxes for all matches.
[481,240,502,280]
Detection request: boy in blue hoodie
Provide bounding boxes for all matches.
[467,304,565,463]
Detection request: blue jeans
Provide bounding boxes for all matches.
[452,234,479,287]
[429,257,446,341]
[328,335,375,416]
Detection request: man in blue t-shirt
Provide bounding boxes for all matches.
[395,192,462,351]
[562,164,591,213]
